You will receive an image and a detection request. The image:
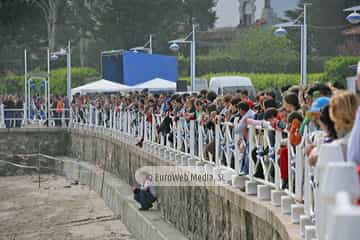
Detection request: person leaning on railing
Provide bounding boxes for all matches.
[348,62,360,167]
[3,95,15,128]
[306,104,336,167]
[55,96,64,127]
[14,96,23,128]
[329,91,359,161]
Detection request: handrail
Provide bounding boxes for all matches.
[4,106,359,240]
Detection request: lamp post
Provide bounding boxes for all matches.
[48,41,71,127]
[344,5,360,24]
[169,24,197,92]
[130,34,153,54]
[274,3,311,86]
[49,41,72,102]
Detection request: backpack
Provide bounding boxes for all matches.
[289,119,302,145]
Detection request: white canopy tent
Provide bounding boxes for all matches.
[71,79,129,95]
[128,78,176,92]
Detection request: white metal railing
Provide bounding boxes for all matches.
[2,105,359,240]
[0,105,26,128]
[98,111,357,240]
[248,126,280,189]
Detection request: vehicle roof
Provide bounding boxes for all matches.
[209,76,253,87]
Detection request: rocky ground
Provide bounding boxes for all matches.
[0,175,135,240]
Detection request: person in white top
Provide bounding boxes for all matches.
[348,61,360,165]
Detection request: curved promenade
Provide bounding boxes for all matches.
[0,127,302,240]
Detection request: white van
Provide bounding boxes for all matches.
[209,76,256,97]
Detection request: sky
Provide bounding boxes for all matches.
[215,0,299,28]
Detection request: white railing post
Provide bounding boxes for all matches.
[248,127,255,179]
[234,132,240,174]
[127,111,131,134]
[95,108,99,126]
[103,110,107,128]
[0,104,4,128]
[110,110,113,129]
[144,119,148,142]
[215,122,221,167]
[224,124,232,169]
[151,116,156,142]
[274,130,282,190]
[119,111,123,131]
[176,120,181,151]
[288,141,294,195]
[69,107,73,128]
[198,123,204,160]
[89,105,93,127]
[295,144,305,201]
[61,108,65,127]
[190,120,195,156]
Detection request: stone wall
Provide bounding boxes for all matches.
[0,128,69,156]
[0,128,298,240]
[69,129,297,240]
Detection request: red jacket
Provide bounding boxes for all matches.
[279,146,288,180]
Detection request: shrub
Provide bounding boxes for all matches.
[178,55,327,76]
[181,72,325,90]
[0,67,99,95]
[322,56,360,85]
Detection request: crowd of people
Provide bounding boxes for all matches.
[66,73,359,189]
[72,74,360,209]
[0,94,72,127]
[1,65,360,203]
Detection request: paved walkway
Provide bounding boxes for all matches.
[0,175,136,240]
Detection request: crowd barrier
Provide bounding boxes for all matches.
[1,104,359,240]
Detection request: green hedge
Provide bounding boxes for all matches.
[50,67,99,94]
[181,72,324,90]
[0,67,99,95]
[178,55,328,76]
[322,56,360,85]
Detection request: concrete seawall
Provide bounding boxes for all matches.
[0,128,300,240]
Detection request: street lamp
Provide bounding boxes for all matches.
[130,34,153,54]
[169,24,197,92]
[344,6,360,24]
[274,27,288,37]
[273,3,311,86]
[49,41,72,103]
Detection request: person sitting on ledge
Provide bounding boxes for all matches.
[133,172,157,211]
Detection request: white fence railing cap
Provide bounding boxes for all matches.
[320,162,360,199]
[317,162,360,240]
[316,143,346,183]
[327,191,360,240]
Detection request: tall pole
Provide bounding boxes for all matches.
[67,41,72,102]
[149,34,152,54]
[24,49,28,123]
[303,4,308,86]
[47,48,51,123]
[191,24,196,92]
[300,25,304,86]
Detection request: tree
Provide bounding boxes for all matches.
[181,0,217,30]
[93,0,217,54]
[285,0,360,56]
[221,27,297,60]
[29,0,63,51]
[0,0,45,74]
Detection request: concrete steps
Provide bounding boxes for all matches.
[56,156,188,240]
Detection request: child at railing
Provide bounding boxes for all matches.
[278,139,288,189]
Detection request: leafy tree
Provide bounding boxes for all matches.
[212,27,298,65]
[94,0,217,53]
[285,0,360,56]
